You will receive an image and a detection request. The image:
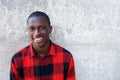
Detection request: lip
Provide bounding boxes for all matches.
[33,37,43,43]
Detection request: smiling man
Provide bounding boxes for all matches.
[10,11,76,80]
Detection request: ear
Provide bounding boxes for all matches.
[49,26,52,33]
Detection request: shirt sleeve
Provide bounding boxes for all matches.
[10,58,19,80]
[66,55,76,80]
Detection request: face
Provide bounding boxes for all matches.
[27,16,52,48]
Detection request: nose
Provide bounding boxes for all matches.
[34,29,41,35]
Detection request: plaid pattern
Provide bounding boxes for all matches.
[10,42,76,80]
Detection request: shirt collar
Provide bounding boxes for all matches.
[29,41,56,57]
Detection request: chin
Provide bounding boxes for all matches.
[34,42,45,47]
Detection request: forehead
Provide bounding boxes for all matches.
[27,16,48,26]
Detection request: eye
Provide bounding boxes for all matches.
[39,26,46,30]
[41,26,45,29]
[29,27,35,31]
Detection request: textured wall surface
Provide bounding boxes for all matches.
[0,0,120,80]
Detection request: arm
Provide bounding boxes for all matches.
[10,59,19,80]
[66,55,76,80]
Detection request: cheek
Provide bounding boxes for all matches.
[42,31,49,36]
[28,33,33,39]
[45,32,50,37]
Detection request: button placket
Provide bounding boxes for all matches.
[40,57,45,77]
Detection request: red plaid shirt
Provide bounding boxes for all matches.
[10,41,76,80]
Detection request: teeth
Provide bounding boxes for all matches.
[33,37,43,39]
[35,37,43,40]
[34,37,43,42]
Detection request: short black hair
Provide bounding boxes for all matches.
[27,11,51,25]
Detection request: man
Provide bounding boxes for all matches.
[10,11,76,80]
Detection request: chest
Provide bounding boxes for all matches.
[15,56,69,79]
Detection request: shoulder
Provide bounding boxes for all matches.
[53,43,73,57]
[52,42,74,64]
[11,44,30,63]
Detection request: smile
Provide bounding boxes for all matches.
[33,37,43,43]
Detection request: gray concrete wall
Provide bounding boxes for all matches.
[0,0,120,80]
